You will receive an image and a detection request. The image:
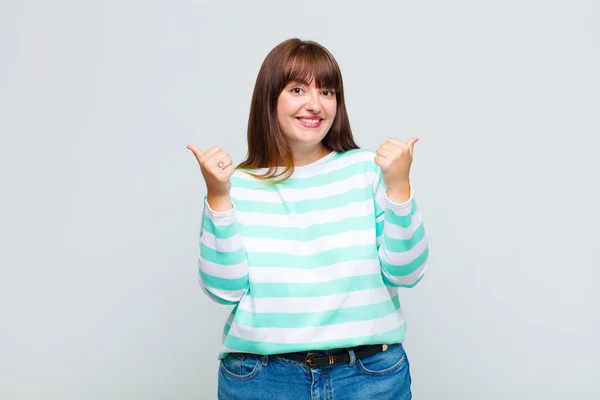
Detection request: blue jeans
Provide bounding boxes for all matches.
[218,343,411,399]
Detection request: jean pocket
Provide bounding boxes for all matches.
[356,344,408,376]
[219,353,262,381]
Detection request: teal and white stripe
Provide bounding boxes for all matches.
[197,149,429,358]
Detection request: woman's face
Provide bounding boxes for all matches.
[276,80,337,149]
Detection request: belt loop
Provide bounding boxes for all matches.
[348,348,356,367]
[261,355,268,366]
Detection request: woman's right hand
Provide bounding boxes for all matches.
[187,144,234,202]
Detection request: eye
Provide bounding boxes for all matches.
[322,90,335,97]
[291,87,304,94]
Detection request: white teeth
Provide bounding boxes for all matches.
[298,118,321,124]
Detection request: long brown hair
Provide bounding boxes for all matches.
[237,38,359,183]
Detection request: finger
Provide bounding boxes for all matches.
[186,144,204,163]
[220,156,233,169]
[380,142,403,152]
[374,155,388,169]
[386,138,405,147]
[206,150,229,166]
[214,156,233,170]
[376,145,395,158]
[386,139,412,153]
[406,137,419,155]
[210,163,235,181]
[222,164,236,176]
[200,146,222,163]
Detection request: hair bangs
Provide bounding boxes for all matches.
[284,45,341,91]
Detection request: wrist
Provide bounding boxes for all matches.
[386,180,411,203]
[207,193,233,212]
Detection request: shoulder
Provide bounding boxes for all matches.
[230,169,267,191]
[338,148,375,159]
[232,169,256,180]
[333,149,379,173]
[327,148,375,164]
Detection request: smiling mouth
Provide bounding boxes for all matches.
[296,117,323,128]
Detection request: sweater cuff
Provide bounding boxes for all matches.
[204,198,236,223]
[384,190,414,210]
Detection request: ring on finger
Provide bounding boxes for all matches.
[217,161,225,169]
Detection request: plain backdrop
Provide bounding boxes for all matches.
[1,0,599,399]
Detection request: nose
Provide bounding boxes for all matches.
[305,90,322,113]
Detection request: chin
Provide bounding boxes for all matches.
[297,136,327,146]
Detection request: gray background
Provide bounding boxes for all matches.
[1,0,599,399]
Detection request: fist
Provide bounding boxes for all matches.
[374,137,418,192]
[186,144,234,196]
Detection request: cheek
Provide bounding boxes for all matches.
[276,102,290,126]
[276,94,289,118]
[277,93,298,112]
[276,101,284,119]
[326,103,337,125]
[327,100,337,117]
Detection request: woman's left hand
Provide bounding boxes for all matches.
[374,137,419,202]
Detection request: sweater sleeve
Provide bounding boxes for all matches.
[198,197,249,305]
[373,168,429,288]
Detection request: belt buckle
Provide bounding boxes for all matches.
[305,352,317,368]
[305,352,337,368]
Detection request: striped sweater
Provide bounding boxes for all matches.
[197,149,429,359]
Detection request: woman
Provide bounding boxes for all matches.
[187,38,429,400]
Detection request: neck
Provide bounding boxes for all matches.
[291,143,330,166]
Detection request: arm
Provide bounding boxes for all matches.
[373,143,429,287]
[374,172,429,287]
[199,196,249,304]
[186,144,249,305]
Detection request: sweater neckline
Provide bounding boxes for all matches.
[292,150,337,171]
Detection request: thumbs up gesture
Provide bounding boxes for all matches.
[186,144,234,198]
[374,137,419,202]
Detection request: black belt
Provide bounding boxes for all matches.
[276,344,389,368]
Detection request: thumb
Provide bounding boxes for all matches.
[406,137,419,156]
[186,144,204,163]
